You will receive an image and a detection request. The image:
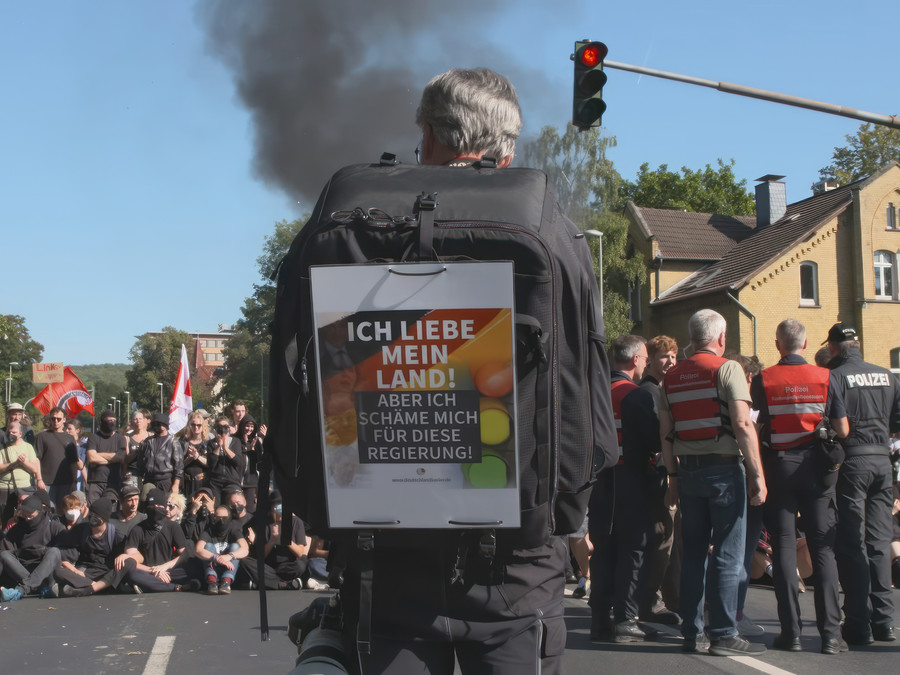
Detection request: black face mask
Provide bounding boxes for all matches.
[198,505,210,519]
[211,517,229,536]
[146,507,166,527]
[89,515,103,528]
[21,512,44,531]
[100,418,116,433]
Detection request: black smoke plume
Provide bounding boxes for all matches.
[198,0,553,206]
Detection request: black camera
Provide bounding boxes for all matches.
[287,593,351,675]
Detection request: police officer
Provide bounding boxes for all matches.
[659,309,767,656]
[590,335,659,642]
[751,319,848,654]
[825,322,900,644]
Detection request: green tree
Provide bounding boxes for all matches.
[619,159,756,216]
[521,125,643,340]
[0,315,44,419]
[218,218,306,420]
[819,123,900,184]
[125,327,213,414]
[521,125,623,222]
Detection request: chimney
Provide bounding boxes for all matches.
[812,179,840,195]
[755,175,787,228]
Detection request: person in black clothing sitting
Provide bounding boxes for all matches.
[55,497,131,597]
[115,488,199,593]
[195,504,249,595]
[239,491,308,590]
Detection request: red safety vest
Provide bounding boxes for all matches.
[611,378,639,464]
[664,351,730,441]
[761,363,828,450]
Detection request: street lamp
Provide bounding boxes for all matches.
[115,399,121,425]
[110,396,116,415]
[156,383,164,413]
[6,362,19,404]
[124,391,131,421]
[584,229,604,315]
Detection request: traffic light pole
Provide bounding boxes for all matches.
[603,60,900,130]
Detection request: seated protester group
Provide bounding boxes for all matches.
[55,497,130,597]
[116,488,199,593]
[239,491,309,590]
[195,504,249,595]
[0,494,65,601]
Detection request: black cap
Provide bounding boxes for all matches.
[89,497,114,522]
[195,487,214,499]
[145,488,167,508]
[222,484,244,497]
[20,495,43,514]
[822,322,858,345]
[119,484,140,498]
[151,412,169,427]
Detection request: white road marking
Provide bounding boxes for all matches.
[729,655,796,675]
[142,635,176,675]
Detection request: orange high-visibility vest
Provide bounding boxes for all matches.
[761,363,828,450]
[611,378,639,464]
[664,351,731,441]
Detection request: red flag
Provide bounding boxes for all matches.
[29,366,95,418]
[168,344,193,435]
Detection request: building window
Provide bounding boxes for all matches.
[799,261,818,306]
[888,203,897,230]
[891,347,900,370]
[874,250,895,298]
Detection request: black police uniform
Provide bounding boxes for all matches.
[829,346,900,640]
[751,355,846,643]
[589,370,660,637]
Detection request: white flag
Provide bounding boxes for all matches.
[168,344,193,435]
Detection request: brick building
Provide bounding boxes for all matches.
[626,162,900,369]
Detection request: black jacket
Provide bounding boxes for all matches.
[830,348,900,455]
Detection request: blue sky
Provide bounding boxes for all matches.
[1,1,894,366]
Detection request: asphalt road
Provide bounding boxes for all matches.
[2,583,899,674]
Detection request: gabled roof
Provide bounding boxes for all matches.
[652,177,863,305]
[628,202,756,260]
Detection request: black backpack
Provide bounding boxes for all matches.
[266,158,617,551]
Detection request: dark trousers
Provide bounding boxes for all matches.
[126,563,195,592]
[739,504,765,612]
[55,559,132,591]
[763,449,841,640]
[835,454,895,632]
[238,555,304,589]
[340,538,566,675]
[636,470,676,614]
[589,467,651,622]
[0,547,62,594]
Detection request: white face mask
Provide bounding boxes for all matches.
[65,509,81,522]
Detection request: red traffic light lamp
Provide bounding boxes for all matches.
[573,40,608,129]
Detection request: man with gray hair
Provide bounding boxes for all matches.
[659,309,767,655]
[751,319,848,654]
[415,68,520,168]
[825,322,900,644]
[589,335,661,642]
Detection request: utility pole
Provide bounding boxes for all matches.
[603,60,900,130]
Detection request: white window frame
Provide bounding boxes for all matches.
[799,261,818,306]
[874,250,896,299]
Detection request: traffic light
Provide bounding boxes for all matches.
[572,40,608,129]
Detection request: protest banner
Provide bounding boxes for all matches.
[310,261,519,529]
